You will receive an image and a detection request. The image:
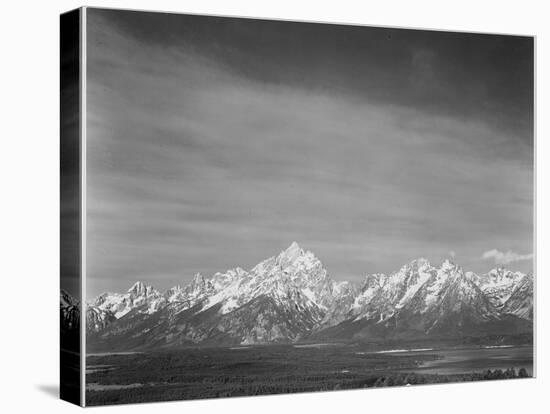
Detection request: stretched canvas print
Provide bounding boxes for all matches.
[60,7,535,407]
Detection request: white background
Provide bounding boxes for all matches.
[0,0,547,412]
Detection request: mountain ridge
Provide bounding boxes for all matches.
[60,242,533,351]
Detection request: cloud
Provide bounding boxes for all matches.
[482,249,533,265]
[449,251,456,259]
[83,11,534,297]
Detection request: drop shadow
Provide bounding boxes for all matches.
[36,384,59,399]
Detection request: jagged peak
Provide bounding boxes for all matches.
[60,288,75,300]
[127,281,155,296]
[273,242,308,269]
[364,272,386,279]
[362,273,387,289]
[391,258,434,280]
[414,257,431,265]
[166,284,183,292]
[192,272,204,283]
[288,240,301,250]
[60,289,78,307]
[164,284,186,302]
[483,268,527,288]
[280,241,304,258]
[227,267,247,276]
[487,266,524,277]
[440,258,459,271]
[209,267,248,285]
[128,280,144,291]
[402,257,433,271]
[488,266,508,275]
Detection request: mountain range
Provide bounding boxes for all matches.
[60,242,533,352]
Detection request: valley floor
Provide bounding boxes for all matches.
[85,342,533,406]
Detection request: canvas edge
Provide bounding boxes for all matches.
[532,34,537,379]
[82,5,535,39]
[80,5,88,407]
[60,6,86,407]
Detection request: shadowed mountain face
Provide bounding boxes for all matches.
[501,273,533,320]
[64,243,532,352]
[60,290,80,351]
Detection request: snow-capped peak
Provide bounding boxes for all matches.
[165,284,185,302]
[83,247,534,349]
[127,281,161,300]
[396,257,433,276]
[487,267,524,281]
[274,242,324,275]
[410,257,431,267]
[286,241,302,253]
[478,267,526,308]
[440,259,458,272]
[60,289,78,308]
[128,281,147,295]
[192,273,204,283]
[277,241,305,264]
[89,281,164,319]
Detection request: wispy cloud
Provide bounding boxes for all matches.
[482,249,533,265]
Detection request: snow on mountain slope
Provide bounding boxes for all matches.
[501,273,533,320]
[85,244,534,350]
[92,281,166,318]
[87,242,347,348]
[350,258,436,322]
[249,242,350,310]
[60,290,80,331]
[407,261,502,335]
[349,259,501,326]
[476,268,527,309]
[190,242,349,320]
[60,290,81,351]
[60,289,77,308]
[86,305,117,332]
[315,259,526,341]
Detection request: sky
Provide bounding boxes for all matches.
[60,10,81,298]
[85,8,534,298]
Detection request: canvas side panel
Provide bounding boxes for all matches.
[60,8,82,407]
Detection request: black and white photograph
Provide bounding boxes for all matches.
[5,1,549,413]
[56,6,538,407]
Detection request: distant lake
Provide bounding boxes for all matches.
[397,345,533,375]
